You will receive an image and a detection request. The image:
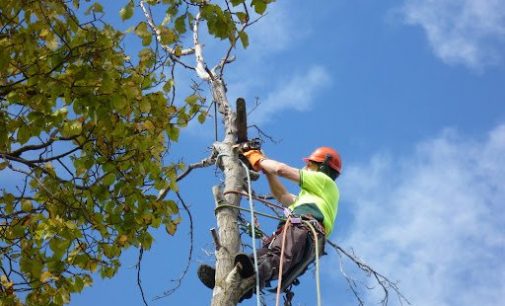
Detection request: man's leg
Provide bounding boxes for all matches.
[266,224,309,278]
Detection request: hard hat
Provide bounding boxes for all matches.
[303,146,342,173]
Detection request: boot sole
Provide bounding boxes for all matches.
[234,253,255,279]
[197,264,215,289]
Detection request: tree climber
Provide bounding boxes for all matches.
[198,146,342,301]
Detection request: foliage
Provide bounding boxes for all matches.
[0,0,273,304]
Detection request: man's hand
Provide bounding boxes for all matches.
[242,150,265,171]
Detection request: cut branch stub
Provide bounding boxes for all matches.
[235,98,247,144]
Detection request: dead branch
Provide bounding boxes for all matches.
[154,191,195,300]
[326,239,411,306]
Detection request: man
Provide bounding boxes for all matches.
[198,146,341,299]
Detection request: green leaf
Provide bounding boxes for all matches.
[163,79,174,93]
[167,125,179,141]
[185,94,199,105]
[120,2,134,21]
[251,0,268,14]
[239,31,249,48]
[236,12,248,24]
[197,112,207,124]
[85,3,104,15]
[21,199,32,212]
[73,276,85,292]
[166,200,179,214]
[139,48,155,68]
[17,125,31,144]
[175,14,187,34]
[140,232,153,249]
[134,22,152,46]
[165,222,177,236]
[49,238,70,259]
[62,121,83,138]
[143,120,155,131]
[160,27,177,45]
[112,95,126,111]
[135,21,149,37]
[40,271,54,283]
[139,100,151,113]
[100,266,116,279]
[231,0,245,6]
[103,173,116,186]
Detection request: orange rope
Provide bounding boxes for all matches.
[275,217,291,306]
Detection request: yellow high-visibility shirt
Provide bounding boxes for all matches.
[289,170,339,236]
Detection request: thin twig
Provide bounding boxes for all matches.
[248,124,280,144]
[326,239,411,306]
[153,191,195,300]
[137,245,149,306]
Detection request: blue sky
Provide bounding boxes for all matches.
[4,0,504,305]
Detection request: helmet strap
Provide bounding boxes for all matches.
[318,154,332,174]
[318,154,339,180]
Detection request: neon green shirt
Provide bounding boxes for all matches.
[288,170,339,236]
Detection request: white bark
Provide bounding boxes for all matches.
[139,0,194,56]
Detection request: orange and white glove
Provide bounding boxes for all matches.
[242,149,265,171]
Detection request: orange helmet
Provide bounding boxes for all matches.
[303,146,342,173]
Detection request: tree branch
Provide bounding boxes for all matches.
[326,239,411,306]
[192,11,211,81]
[139,0,195,56]
[136,246,149,306]
[157,152,217,201]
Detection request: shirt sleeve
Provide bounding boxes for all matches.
[300,170,327,196]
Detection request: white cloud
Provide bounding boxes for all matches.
[221,2,326,126]
[338,125,505,305]
[401,0,505,70]
[241,0,311,58]
[249,5,295,54]
[248,65,331,125]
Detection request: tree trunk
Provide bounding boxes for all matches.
[209,78,248,306]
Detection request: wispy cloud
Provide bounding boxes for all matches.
[248,4,300,54]
[400,0,505,70]
[337,124,505,305]
[181,2,313,138]
[224,2,326,126]
[248,65,331,125]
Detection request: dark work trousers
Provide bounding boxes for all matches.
[252,221,324,289]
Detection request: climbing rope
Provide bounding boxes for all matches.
[275,217,291,306]
[239,160,262,306]
[215,203,283,221]
[303,220,322,306]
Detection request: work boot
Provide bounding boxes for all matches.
[234,253,256,302]
[234,253,255,279]
[197,264,215,289]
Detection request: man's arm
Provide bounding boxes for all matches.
[258,159,299,207]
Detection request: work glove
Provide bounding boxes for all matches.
[242,149,265,172]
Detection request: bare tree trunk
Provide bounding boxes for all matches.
[209,78,249,306]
